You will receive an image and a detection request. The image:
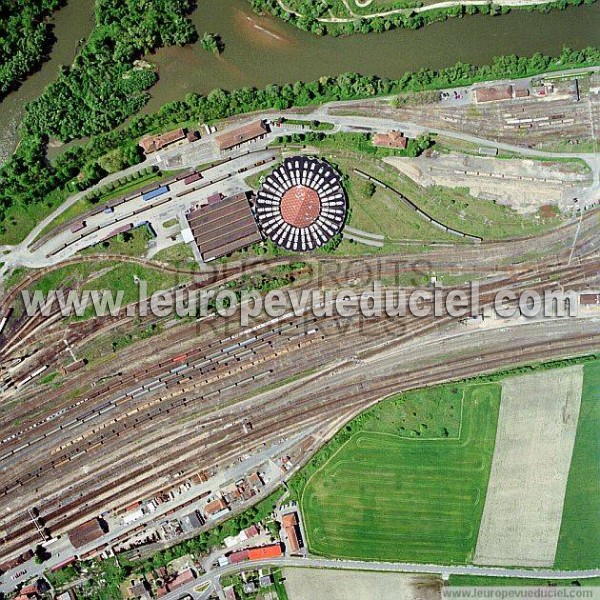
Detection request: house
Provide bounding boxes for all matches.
[244,525,259,538]
[372,130,408,149]
[224,585,238,600]
[203,497,228,517]
[138,128,186,154]
[474,85,513,103]
[127,579,151,599]
[247,544,283,560]
[227,549,250,564]
[169,568,196,591]
[242,582,257,594]
[215,120,269,152]
[259,574,273,587]
[248,472,263,489]
[282,512,301,554]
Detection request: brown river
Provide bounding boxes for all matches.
[1,0,599,163]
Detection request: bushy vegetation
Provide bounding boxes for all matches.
[200,32,223,54]
[22,0,197,142]
[0,0,197,237]
[1,46,599,239]
[249,0,596,36]
[274,131,434,157]
[0,0,61,98]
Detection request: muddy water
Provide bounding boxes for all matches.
[0,0,95,164]
[1,0,599,162]
[143,0,600,112]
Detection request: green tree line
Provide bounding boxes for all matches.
[1,45,599,238]
[248,0,596,36]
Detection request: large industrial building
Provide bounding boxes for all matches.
[254,156,347,251]
[185,192,262,261]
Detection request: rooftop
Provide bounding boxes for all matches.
[139,128,186,154]
[186,192,262,261]
[215,120,269,151]
[68,518,106,549]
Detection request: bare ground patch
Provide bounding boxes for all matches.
[384,153,591,214]
[474,366,583,567]
[283,568,442,600]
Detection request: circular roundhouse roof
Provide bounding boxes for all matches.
[255,156,347,252]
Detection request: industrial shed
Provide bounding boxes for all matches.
[68,518,107,549]
[186,192,262,261]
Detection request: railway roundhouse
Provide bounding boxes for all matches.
[255,156,347,251]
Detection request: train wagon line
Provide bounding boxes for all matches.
[45,195,173,258]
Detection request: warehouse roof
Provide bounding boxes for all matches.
[215,120,269,151]
[186,192,262,261]
[474,85,513,103]
[68,518,106,549]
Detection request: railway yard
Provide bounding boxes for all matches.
[0,65,599,598]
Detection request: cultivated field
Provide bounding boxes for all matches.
[300,383,501,563]
[474,366,583,567]
[555,360,600,569]
[283,568,442,600]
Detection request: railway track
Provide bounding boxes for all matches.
[0,256,597,559]
[0,217,599,562]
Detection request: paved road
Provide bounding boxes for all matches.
[0,431,312,594]
[280,0,600,21]
[161,555,600,600]
[2,67,598,278]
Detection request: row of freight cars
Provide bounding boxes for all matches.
[30,169,203,251]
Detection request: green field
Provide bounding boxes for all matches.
[299,382,501,563]
[449,576,600,587]
[555,360,600,569]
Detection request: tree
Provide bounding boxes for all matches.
[34,544,49,564]
[200,32,223,55]
[364,181,376,198]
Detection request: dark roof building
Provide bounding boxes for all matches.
[186,192,262,261]
[474,85,513,103]
[215,120,269,151]
[68,518,106,549]
[255,156,347,252]
[180,511,204,532]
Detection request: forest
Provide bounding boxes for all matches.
[0,0,197,237]
[0,0,61,98]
